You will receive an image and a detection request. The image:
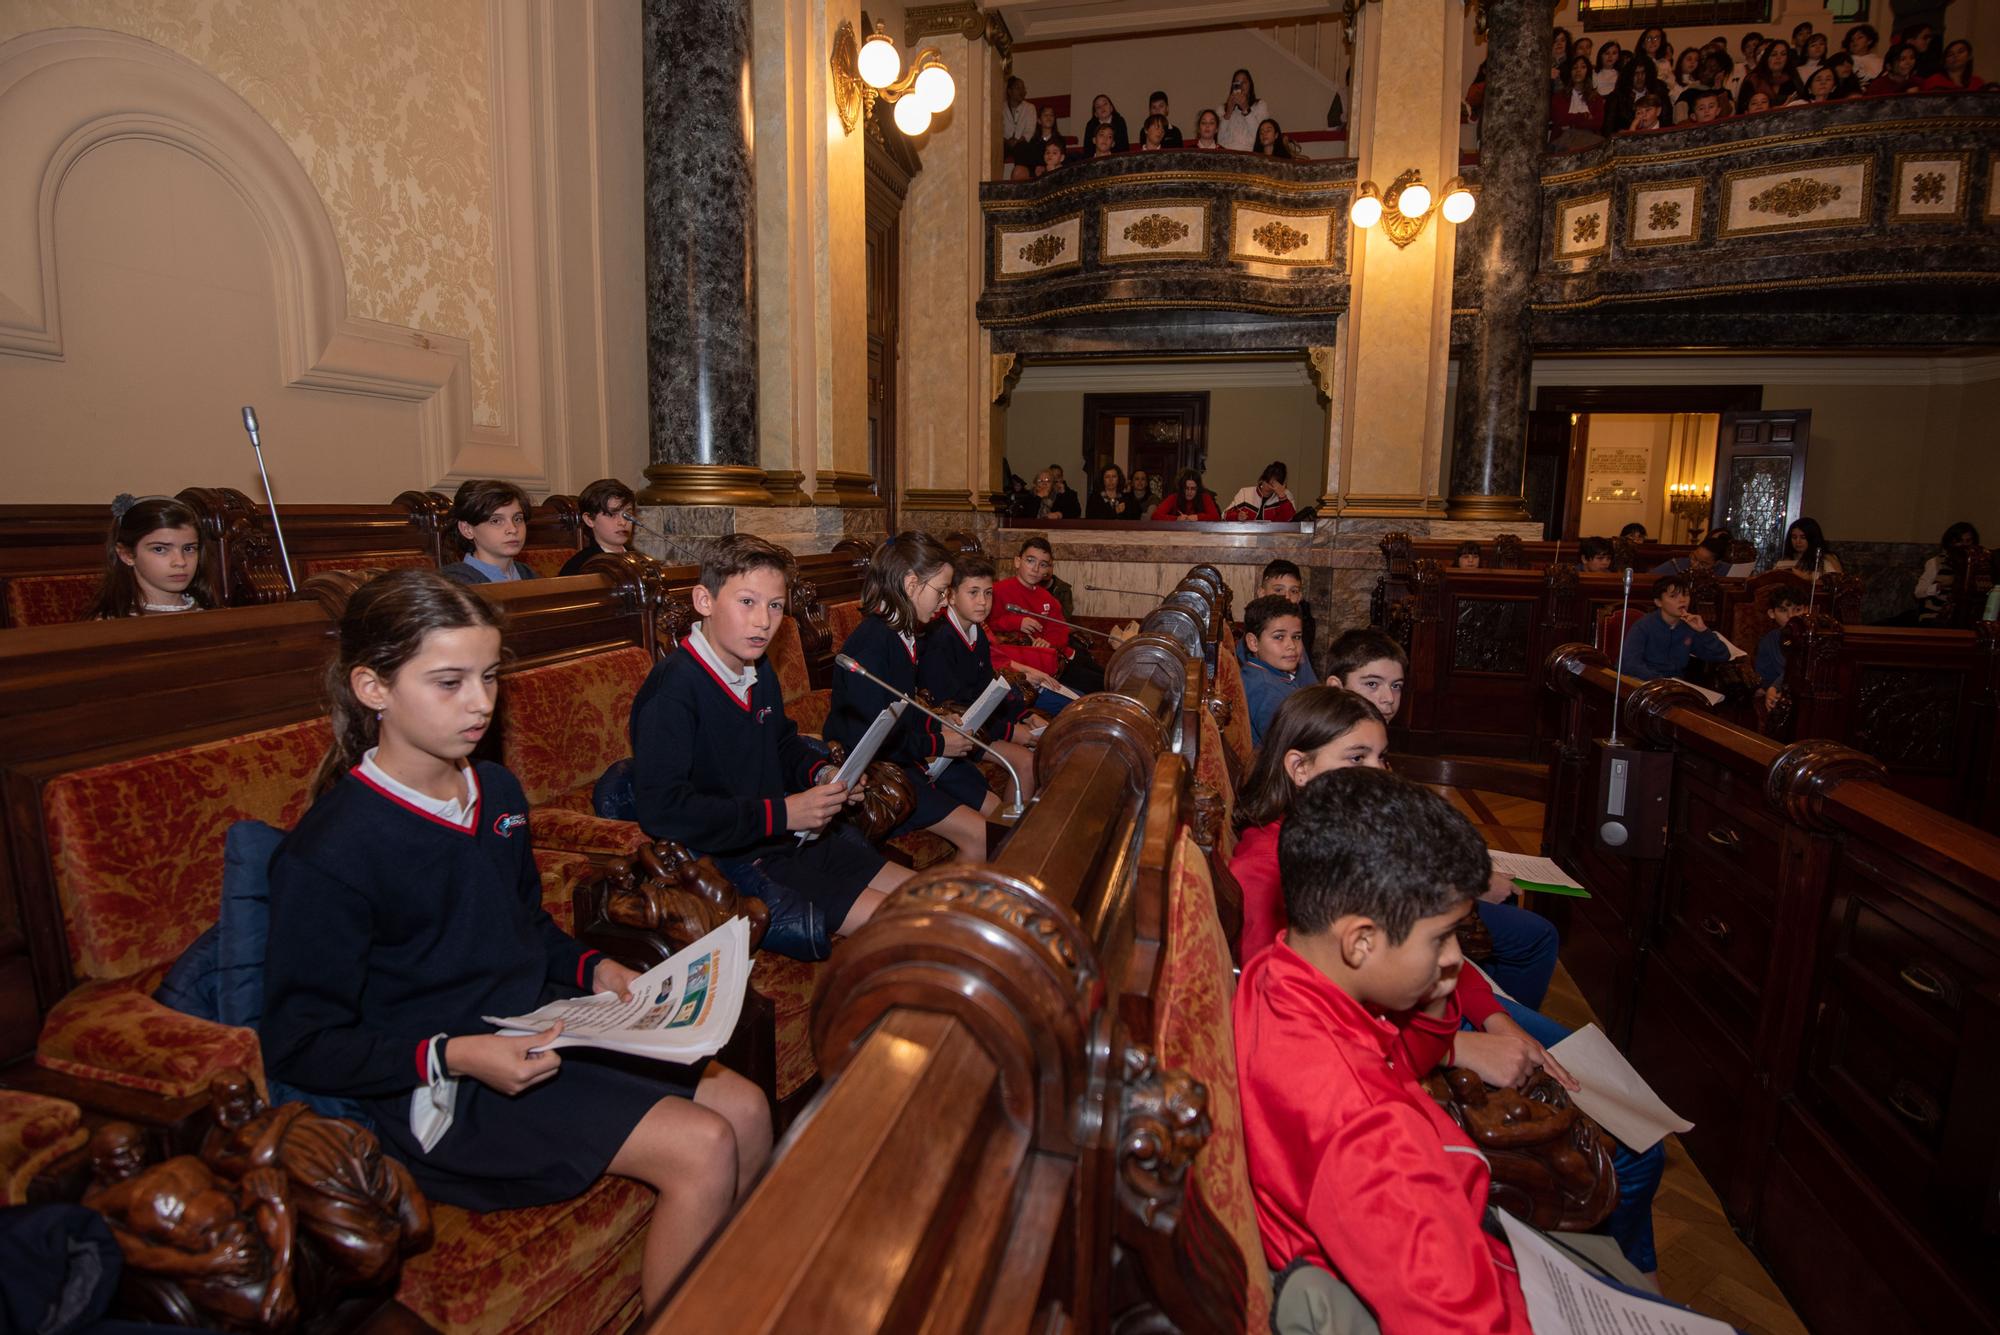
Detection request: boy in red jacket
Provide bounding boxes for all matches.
[987,535,1105,693]
[1235,767,1535,1333]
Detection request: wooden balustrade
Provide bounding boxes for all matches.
[1541,644,2000,1335]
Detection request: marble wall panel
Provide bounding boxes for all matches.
[1720,156,1873,239]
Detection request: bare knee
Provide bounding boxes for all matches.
[614,1099,736,1196]
[698,1068,772,1176]
[837,886,886,937]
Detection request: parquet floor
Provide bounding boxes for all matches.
[1436,786,1812,1335]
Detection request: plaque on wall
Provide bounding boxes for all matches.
[1583,445,1648,504]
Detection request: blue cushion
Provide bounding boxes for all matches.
[155,820,368,1126]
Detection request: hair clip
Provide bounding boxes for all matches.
[111,493,138,520]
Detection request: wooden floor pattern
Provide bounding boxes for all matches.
[1439,787,1812,1335]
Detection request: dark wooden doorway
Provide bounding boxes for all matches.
[864,106,920,529]
[1532,384,1765,541]
[1080,393,1209,495]
[1712,410,1812,570]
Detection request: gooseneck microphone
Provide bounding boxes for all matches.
[240,406,297,593]
[1002,603,1122,644]
[834,654,1027,820]
[1084,583,1163,600]
[1608,566,1633,746]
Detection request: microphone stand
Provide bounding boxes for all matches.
[1002,603,1123,644]
[240,407,297,593]
[835,654,1028,820]
[1084,583,1164,600]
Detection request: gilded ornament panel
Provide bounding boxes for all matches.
[1099,201,1211,264]
[1720,155,1873,238]
[1226,201,1336,267]
[1554,193,1610,259]
[1889,152,1972,223]
[992,214,1083,281]
[1625,178,1702,248]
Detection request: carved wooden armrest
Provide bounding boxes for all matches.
[1204,690,1233,730]
[572,841,770,966]
[851,761,918,840]
[1425,1067,1617,1232]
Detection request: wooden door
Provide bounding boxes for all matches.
[1080,393,1210,490]
[1711,410,1810,570]
[1523,409,1575,540]
[865,110,919,528]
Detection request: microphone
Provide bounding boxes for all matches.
[1002,603,1122,644]
[240,406,297,593]
[1609,567,1633,745]
[834,654,1027,820]
[1084,583,1162,600]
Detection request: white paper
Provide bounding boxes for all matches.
[1688,684,1725,706]
[1714,633,1747,662]
[1547,1023,1694,1153]
[928,677,1012,778]
[1487,849,1583,891]
[801,703,904,842]
[485,917,749,1064]
[1498,1211,1735,1335]
[1723,562,1756,578]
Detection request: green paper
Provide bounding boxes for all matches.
[1512,877,1591,899]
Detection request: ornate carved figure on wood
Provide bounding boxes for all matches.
[1431,1068,1617,1232]
[1117,1043,1211,1232]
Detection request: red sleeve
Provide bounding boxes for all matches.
[1393,995,1464,1075]
[1304,1101,1533,1333]
[1230,824,1284,960]
[1199,494,1221,519]
[1265,498,1296,522]
[1151,497,1177,520]
[987,579,1027,636]
[1454,965,1502,1028]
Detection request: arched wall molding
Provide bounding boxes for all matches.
[0,17,587,493]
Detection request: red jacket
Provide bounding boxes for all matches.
[1152,492,1220,520]
[987,576,1067,676]
[1549,85,1604,134]
[1232,818,1502,1071]
[1235,942,1533,1333]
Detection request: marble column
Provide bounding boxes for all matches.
[1446,0,1551,522]
[639,0,771,506]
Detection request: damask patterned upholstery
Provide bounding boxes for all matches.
[749,954,822,1102]
[0,1090,87,1206]
[396,1175,651,1335]
[2,572,102,628]
[827,600,865,648]
[516,545,580,579]
[502,648,654,855]
[38,965,264,1099]
[1194,711,1239,864]
[41,718,330,980]
[766,616,829,736]
[1157,829,1273,1331]
[1210,651,1255,778]
[298,552,434,578]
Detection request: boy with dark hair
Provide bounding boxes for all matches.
[441,480,538,584]
[1755,583,1806,708]
[1243,559,1317,678]
[559,478,638,576]
[1240,595,1306,747]
[629,534,907,960]
[916,552,1042,798]
[1236,767,1533,1330]
[1146,90,1183,146]
[989,536,1105,694]
[1578,536,1615,571]
[1621,574,1731,682]
[1323,628,1406,726]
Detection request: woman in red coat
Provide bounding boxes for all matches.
[1549,54,1603,136]
[1152,469,1220,520]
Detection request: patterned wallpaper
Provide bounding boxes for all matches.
[1,0,505,426]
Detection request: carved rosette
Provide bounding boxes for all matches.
[1750,177,1842,218]
[1570,214,1600,244]
[1117,1043,1212,1232]
[1648,199,1682,231]
[1381,531,1414,576]
[1764,739,1887,831]
[394,489,454,564]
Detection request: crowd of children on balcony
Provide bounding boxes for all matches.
[1519,19,1988,146]
[1002,67,1311,181]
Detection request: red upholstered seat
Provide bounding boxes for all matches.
[395,1175,652,1334]
[749,954,823,1102]
[1210,650,1254,780]
[827,600,865,648]
[0,1089,87,1206]
[2,571,102,627]
[1157,829,1274,1330]
[1596,606,1648,668]
[516,545,581,578]
[298,552,434,579]
[766,616,829,736]
[502,648,655,855]
[1194,710,1238,864]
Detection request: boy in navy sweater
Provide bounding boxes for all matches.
[629,535,909,959]
[1755,583,1805,710]
[1240,594,1306,748]
[917,551,1040,804]
[1620,574,1731,682]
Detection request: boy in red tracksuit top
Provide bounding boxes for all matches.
[1235,767,1534,1333]
[988,535,1105,693]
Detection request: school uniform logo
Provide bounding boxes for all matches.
[492,812,529,838]
[756,706,773,723]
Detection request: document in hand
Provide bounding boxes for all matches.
[927,677,1011,778]
[1489,849,1591,898]
[485,917,751,1063]
[1547,1022,1694,1153]
[801,702,904,843]
[1497,1211,1734,1335]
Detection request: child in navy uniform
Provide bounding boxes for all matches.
[828,532,997,862]
[916,551,1040,805]
[1755,583,1805,710]
[1620,574,1731,682]
[439,480,539,585]
[262,569,769,1314]
[629,535,909,960]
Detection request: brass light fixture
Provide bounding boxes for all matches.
[831,18,956,137]
[1348,170,1476,248]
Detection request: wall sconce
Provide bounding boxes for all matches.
[1348,170,1476,247]
[831,19,956,137]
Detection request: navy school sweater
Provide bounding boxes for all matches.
[628,646,835,856]
[826,615,947,768]
[261,763,596,1099]
[915,617,1033,742]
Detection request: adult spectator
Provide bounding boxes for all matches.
[1129,468,1156,507]
[1551,54,1605,138]
[1137,115,1170,152]
[1225,463,1296,520]
[1001,77,1036,155]
[1086,465,1140,520]
[1083,94,1128,153]
[1153,469,1220,521]
[1192,108,1222,149]
[1920,40,1985,91]
[1216,68,1268,150]
[1743,39,1805,108]
[1254,118,1303,159]
[1012,469,1079,520]
[1845,24,1885,84]
[1914,521,1982,623]
[1147,91,1184,147]
[1550,27,1572,92]
[1868,43,1924,95]
[1010,104,1064,179]
[1774,517,1842,575]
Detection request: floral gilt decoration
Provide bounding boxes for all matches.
[1647,200,1682,231]
[1251,220,1309,255]
[1571,213,1601,244]
[1018,233,1067,267]
[1910,171,1947,205]
[1124,213,1191,249]
[1750,177,1843,218]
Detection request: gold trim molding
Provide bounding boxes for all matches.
[904,3,1012,73]
[904,488,981,511]
[1446,492,1534,522]
[992,352,1024,403]
[1306,346,1339,402]
[640,463,775,508]
[762,469,811,507]
[813,470,887,508]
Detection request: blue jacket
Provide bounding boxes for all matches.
[1618,609,1729,682]
[1755,626,1786,687]
[1241,656,1304,747]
